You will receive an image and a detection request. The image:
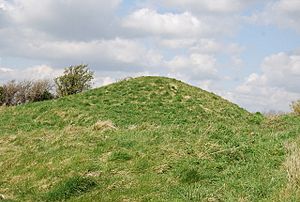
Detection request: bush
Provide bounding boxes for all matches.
[291,100,300,115]
[15,80,32,104]
[2,80,20,106]
[55,64,94,97]
[250,112,264,124]
[0,80,54,106]
[0,86,4,105]
[27,80,54,102]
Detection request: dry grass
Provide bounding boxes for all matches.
[0,105,7,112]
[291,100,300,115]
[276,141,300,201]
[93,120,117,131]
[285,142,300,188]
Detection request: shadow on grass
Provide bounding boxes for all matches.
[44,176,97,201]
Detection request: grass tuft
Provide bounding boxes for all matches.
[44,176,97,201]
[285,142,300,188]
[93,120,117,131]
[180,168,201,184]
[109,151,133,161]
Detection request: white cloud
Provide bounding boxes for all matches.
[166,53,218,80]
[261,52,300,93]
[0,1,244,74]
[158,38,222,54]
[2,0,122,40]
[159,39,244,69]
[0,0,11,11]
[189,39,221,53]
[93,76,115,87]
[0,33,164,71]
[0,65,63,84]
[250,0,300,32]
[0,67,13,73]
[159,38,198,49]
[123,8,243,38]
[152,0,252,13]
[0,0,11,27]
[123,8,211,37]
[228,52,300,112]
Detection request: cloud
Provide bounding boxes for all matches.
[166,53,218,80]
[228,52,300,112]
[250,0,300,32]
[0,0,11,28]
[0,32,164,71]
[0,65,63,84]
[123,9,211,37]
[6,0,122,40]
[155,0,250,13]
[0,67,13,73]
[260,52,300,93]
[158,38,222,53]
[0,2,244,73]
[122,8,241,38]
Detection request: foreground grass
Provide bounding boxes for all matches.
[0,77,299,201]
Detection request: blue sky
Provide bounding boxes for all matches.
[0,0,300,112]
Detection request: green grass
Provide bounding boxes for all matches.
[0,76,299,201]
[44,176,97,201]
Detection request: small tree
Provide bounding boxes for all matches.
[55,64,94,97]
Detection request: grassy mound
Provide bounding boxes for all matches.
[0,77,255,134]
[0,76,299,201]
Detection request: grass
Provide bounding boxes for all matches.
[0,76,299,201]
[44,176,97,201]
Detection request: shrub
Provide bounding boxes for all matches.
[2,80,20,106]
[0,80,54,106]
[250,112,264,124]
[55,64,94,97]
[0,86,4,105]
[291,100,300,115]
[27,80,54,102]
[15,80,32,104]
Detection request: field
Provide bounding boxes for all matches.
[0,76,299,201]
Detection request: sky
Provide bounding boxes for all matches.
[0,0,300,112]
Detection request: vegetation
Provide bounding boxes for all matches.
[0,80,53,106]
[0,76,299,201]
[55,64,94,97]
[44,176,97,201]
[291,100,300,115]
[0,85,4,104]
[0,64,93,106]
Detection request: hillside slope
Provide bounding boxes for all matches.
[0,76,299,201]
